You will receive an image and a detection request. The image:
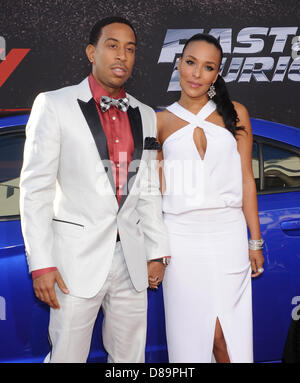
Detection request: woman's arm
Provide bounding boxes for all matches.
[156,111,166,195]
[147,111,168,290]
[234,101,264,278]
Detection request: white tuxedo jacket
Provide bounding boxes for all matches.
[20,77,169,298]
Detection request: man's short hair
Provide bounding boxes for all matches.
[89,16,137,46]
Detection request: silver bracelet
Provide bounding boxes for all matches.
[249,238,264,250]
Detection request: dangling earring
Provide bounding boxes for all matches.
[207,83,216,99]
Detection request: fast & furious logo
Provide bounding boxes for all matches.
[158,27,300,91]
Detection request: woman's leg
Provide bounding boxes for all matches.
[213,318,230,363]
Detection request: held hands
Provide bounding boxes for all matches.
[249,249,264,278]
[33,270,69,309]
[147,261,166,290]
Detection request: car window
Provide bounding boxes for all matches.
[262,143,300,190]
[0,131,25,221]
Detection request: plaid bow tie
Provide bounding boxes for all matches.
[100,95,129,112]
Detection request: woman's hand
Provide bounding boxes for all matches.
[249,249,264,278]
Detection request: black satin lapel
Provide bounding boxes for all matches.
[77,98,116,196]
[128,105,144,153]
[118,106,144,211]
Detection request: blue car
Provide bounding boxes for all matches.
[0,113,300,363]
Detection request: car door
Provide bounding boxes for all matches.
[251,136,300,362]
[0,124,43,362]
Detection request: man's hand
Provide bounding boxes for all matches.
[33,270,69,309]
[147,261,166,290]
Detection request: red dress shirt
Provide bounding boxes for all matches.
[88,73,134,204]
[32,74,134,279]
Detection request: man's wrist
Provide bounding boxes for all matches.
[151,257,170,266]
[32,267,57,279]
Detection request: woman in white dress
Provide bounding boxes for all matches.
[152,34,264,363]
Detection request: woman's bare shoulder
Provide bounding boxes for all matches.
[232,101,250,120]
[232,101,252,139]
[156,109,173,130]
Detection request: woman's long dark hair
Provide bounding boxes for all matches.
[181,33,244,136]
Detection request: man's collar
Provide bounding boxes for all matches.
[88,73,126,103]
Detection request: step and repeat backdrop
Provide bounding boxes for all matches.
[0,0,299,127]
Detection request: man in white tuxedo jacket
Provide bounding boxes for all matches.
[20,17,170,363]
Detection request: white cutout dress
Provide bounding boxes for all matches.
[162,100,253,363]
